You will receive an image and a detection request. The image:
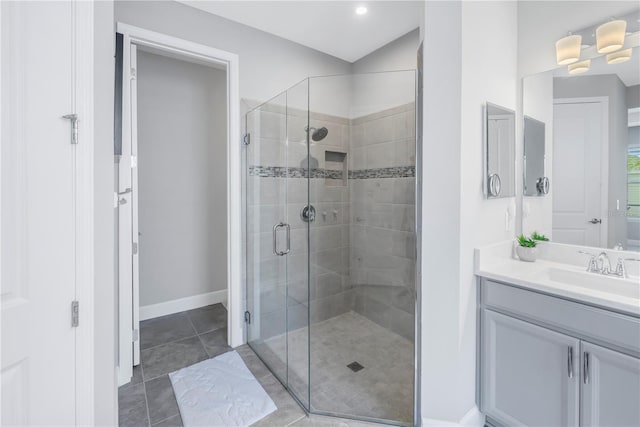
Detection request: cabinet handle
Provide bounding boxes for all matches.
[567,346,574,378]
[583,352,590,384]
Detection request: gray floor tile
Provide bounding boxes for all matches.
[251,402,306,427]
[141,336,208,380]
[118,383,148,427]
[152,413,183,427]
[140,312,197,350]
[198,328,232,358]
[290,414,383,427]
[186,303,227,334]
[145,375,179,425]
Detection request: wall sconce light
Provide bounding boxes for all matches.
[607,48,632,64]
[568,59,591,74]
[555,34,582,65]
[596,20,627,53]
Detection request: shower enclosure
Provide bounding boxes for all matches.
[244,70,418,426]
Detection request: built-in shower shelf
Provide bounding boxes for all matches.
[324,150,347,186]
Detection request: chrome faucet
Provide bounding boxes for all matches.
[579,251,599,273]
[580,250,640,278]
[597,252,612,274]
[612,257,640,279]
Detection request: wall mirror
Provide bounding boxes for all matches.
[484,102,516,198]
[522,16,640,251]
[523,116,549,196]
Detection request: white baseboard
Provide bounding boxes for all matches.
[140,289,227,321]
[422,406,484,427]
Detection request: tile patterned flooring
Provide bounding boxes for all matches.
[258,312,414,425]
[118,304,386,427]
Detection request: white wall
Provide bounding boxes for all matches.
[93,1,117,425]
[137,51,227,306]
[352,28,419,74]
[420,1,463,423]
[349,28,419,118]
[421,1,518,424]
[115,1,351,108]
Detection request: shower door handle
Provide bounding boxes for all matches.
[273,223,291,256]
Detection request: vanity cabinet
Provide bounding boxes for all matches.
[478,278,640,427]
[581,342,640,427]
[481,310,580,426]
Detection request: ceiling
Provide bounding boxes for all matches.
[176,1,422,63]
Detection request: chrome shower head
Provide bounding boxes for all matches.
[305,126,329,142]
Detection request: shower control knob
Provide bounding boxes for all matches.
[301,205,316,223]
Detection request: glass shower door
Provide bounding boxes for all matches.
[245,81,311,409]
[245,92,289,384]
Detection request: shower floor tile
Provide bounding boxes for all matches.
[259,311,414,425]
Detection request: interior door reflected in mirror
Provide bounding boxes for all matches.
[524,116,549,196]
[521,41,640,251]
[484,102,516,199]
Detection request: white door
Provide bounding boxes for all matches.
[118,42,141,385]
[553,101,606,246]
[481,310,580,427]
[581,342,640,427]
[1,1,77,424]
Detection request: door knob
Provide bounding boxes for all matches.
[589,218,602,224]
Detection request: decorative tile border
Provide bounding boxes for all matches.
[349,166,415,179]
[249,165,415,179]
[249,166,344,179]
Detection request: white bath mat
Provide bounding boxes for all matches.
[169,350,277,427]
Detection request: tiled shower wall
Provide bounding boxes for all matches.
[247,102,415,343]
[349,103,416,341]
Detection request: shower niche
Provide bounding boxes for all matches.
[324,150,347,186]
[244,70,417,426]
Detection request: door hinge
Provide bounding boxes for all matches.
[62,114,79,145]
[130,67,137,80]
[132,242,138,255]
[132,329,139,342]
[244,310,251,324]
[243,133,251,146]
[131,155,137,168]
[71,300,79,327]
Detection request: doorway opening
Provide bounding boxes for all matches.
[115,24,242,388]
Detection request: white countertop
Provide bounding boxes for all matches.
[475,241,640,316]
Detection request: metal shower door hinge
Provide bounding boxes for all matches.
[243,133,251,146]
[244,310,251,324]
[130,67,136,80]
[71,300,79,327]
[132,329,139,342]
[132,242,138,255]
[62,114,78,145]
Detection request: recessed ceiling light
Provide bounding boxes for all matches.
[355,6,367,15]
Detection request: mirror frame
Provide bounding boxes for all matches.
[523,115,549,197]
[484,101,516,199]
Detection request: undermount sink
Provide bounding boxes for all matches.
[538,267,640,300]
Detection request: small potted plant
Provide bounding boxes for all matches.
[516,234,538,262]
[531,231,549,242]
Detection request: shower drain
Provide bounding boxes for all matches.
[347,361,364,372]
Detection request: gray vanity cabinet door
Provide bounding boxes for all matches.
[581,342,640,427]
[481,310,580,427]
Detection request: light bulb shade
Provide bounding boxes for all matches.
[596,20,627,53]
[607,48,632,64]
[568,59,590,74]
[555,35,582,65]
